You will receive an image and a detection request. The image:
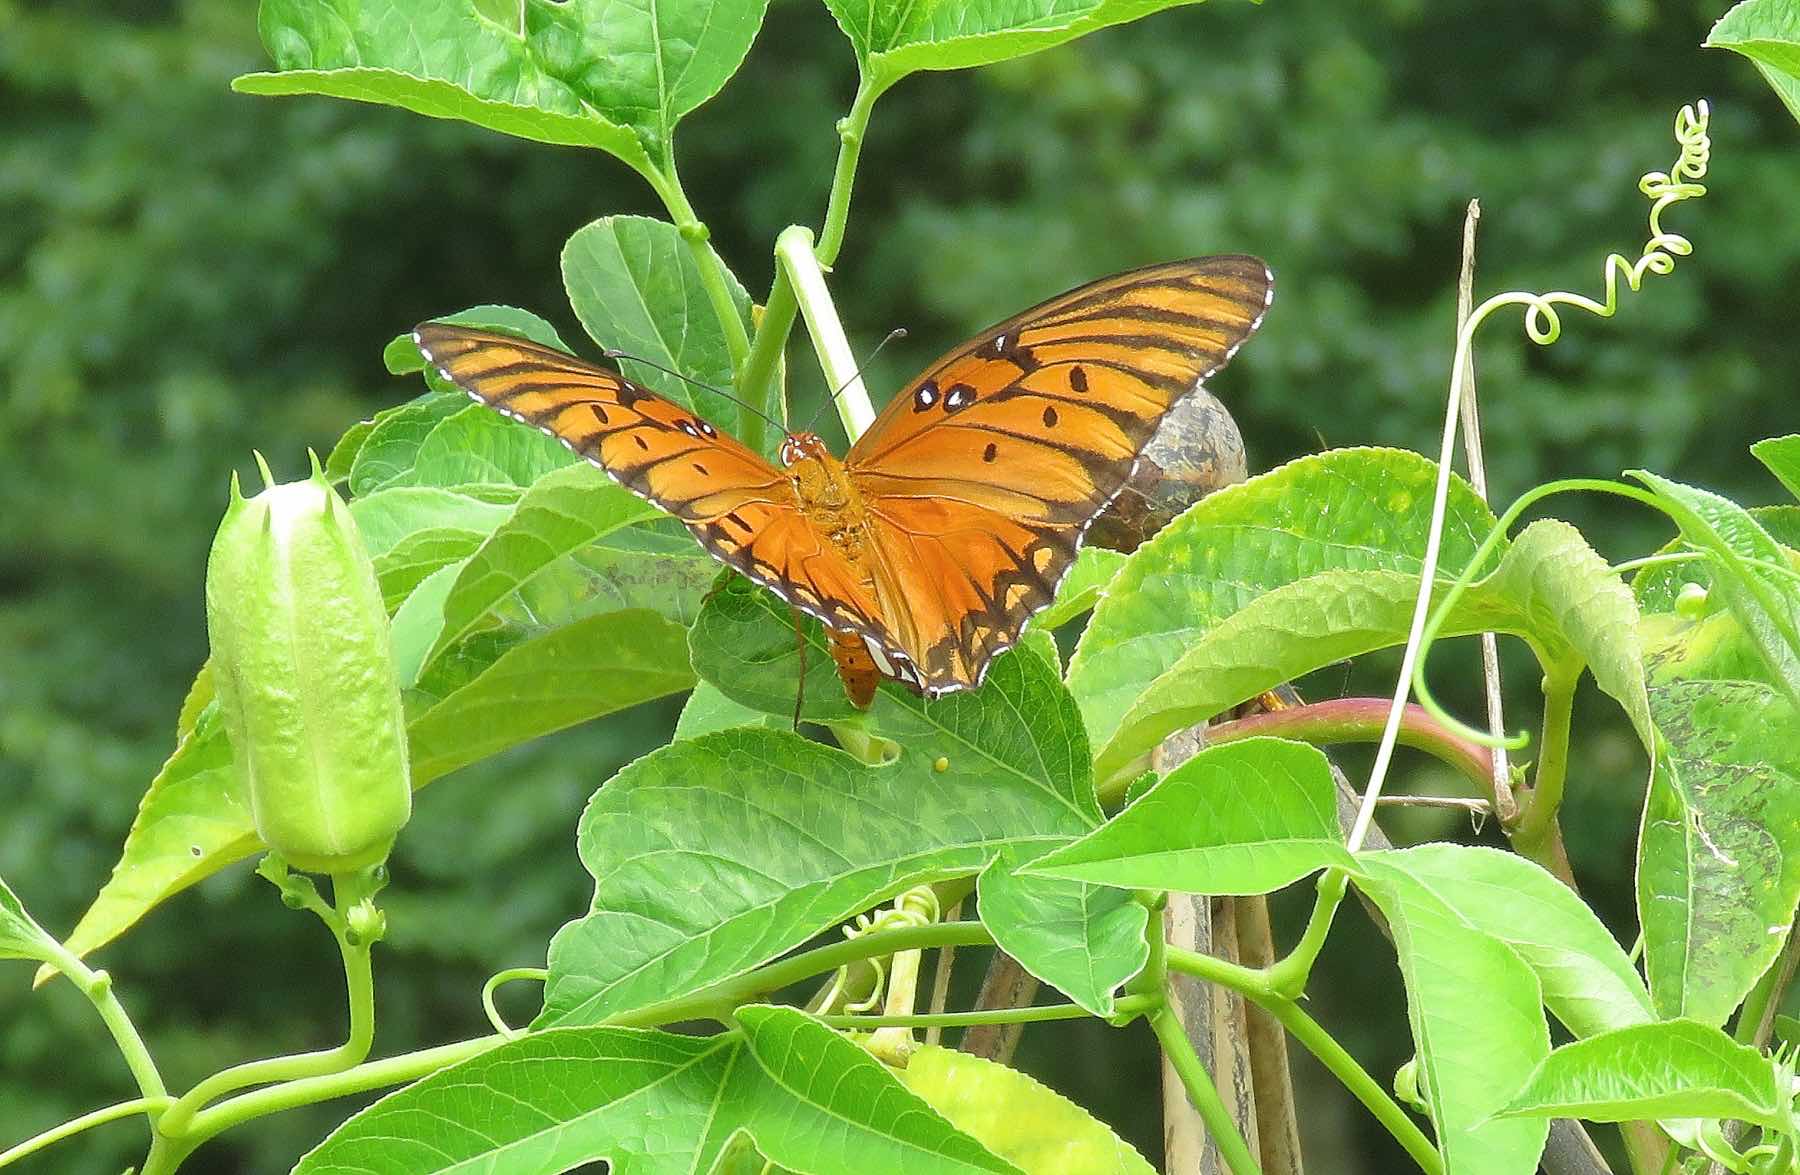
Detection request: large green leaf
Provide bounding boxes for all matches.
[294,1007,1017,1175]
[1498,1020,1786,1130]
[1632,471,1800,708]
[976,845,1147,1017]
[1362,846,1652,1040]
[237,0,771,173]
[539,649,1097,1026]
[419,464,663,670]
[563,215,752,433]
[826,0,1211,91]
[1069,448,1498,762]
[1637,677,1800,1025]
[0,876,63,966]
[1029,738,1356,895]
[1090,569,1521,784]
[1356,857,1551,1175]
[897,1046,1156,1175]
[675,680,786,739]
[349,485,518,558]
[1033,546,1127,631]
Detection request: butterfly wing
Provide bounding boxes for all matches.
[412,323,884,637]
[845,255,1273,694]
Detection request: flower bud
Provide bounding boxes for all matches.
[206,452,411,873]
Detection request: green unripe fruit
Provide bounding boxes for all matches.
[206,452,411,873]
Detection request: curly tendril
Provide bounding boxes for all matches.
[1348,102,1712,854]
[816,887,941,1015]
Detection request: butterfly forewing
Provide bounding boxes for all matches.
[411,323,886,638]
[845,255,1273,692]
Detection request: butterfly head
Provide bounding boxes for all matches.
[777,432,831,468]
[779,431,858,516]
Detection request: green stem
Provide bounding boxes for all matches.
[611,920,996,1028]
[39,941,168,1104]
[737,73,883,440]
[1263,1000,1443,1174]
[155,873,379,1140]
[183,1036,505,1143]
[1513,665,1578,859]
[0,1096,172,1171]
[1263,870,1348,999]
[1164,944,1277,1000]
[1148,1004,1264,1175]
[644,158,752,410]
[816,994,1159,1032]
[1205,700,1497,800]
[777,225,875,440]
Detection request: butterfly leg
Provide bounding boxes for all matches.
[789,606,808,731]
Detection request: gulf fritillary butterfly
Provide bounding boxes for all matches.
[414,255,1272,706]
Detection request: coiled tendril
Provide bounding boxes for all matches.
[816,886,941,1015]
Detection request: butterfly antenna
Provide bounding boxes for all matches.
[602,349,791,438]
[802,327,907,435]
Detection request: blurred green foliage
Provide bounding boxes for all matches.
[1,0,1795,1170]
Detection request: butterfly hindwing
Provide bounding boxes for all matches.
[845,255,1273,692]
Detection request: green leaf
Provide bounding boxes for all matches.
[1752,434,1800,501]
[237,0,771,171]
[1632,506,1800,615]
[1706,0,1800,87]
[1034,546,1127,630]
[372,528,489,611]
[0,875,62,965]
[1480,519,1650,748]
[1029,738,1357,895]
[1638,677,1800,1025]
[897,1045,1157,1174]
[976,845,1148,1017]
[395,403,580,490]
[1356,857,1551,1174]
[349,484,518,558]
[1497,1020,1785,1129]
[1632,471,1800,709]
[676,680,786,739]
[407,608,695,784]
[1361,845,1652,1040]
[295,1008,1017,1174]
[1069,447,1497,764]
[563,215,751,433]
[1090,568,1523,784]
[419,464,663,670]
[688,574,885,723]
[347,392,469,496]
[539,649,1096,1026]
[827,0,1213,90]
[384,304,571,378]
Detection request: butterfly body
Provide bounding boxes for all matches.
[414,253,1272,705]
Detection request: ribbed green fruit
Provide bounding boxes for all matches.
[205,452,411,873]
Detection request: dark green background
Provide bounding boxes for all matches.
[2,0,1795,1170]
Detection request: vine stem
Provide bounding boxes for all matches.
[0,1096,172,1171]
[1149,1006,1264,1175]
[645,159,751,372]
[776,224,876,439]
[1203,699,1497,797]
[1348,100,1710,852]
[1512,666,1579,860]
[817,994,1160,1032]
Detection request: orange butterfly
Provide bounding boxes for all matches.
[414,255,1272,706]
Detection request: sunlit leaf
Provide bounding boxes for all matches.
[976,846,1147,1017]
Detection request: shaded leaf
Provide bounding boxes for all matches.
[897,1045,1156,1174]
[675,680,785,739]
[563,215,751,432]
[1632,506,1800,614]
[1498,1020,1784,1130]
[0,875,63,965]
[1030,738,1356,895]
[540,650,1096,1026]
[1706,1,1800,87]
[976,845,1147,1017]
[1751,433,1800,501]
[1632,471,1800,708]
[1034,546,1127,631]
[349,485,517,558]
[1638,677,1800,1025]
[1357,857,1550,1174]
